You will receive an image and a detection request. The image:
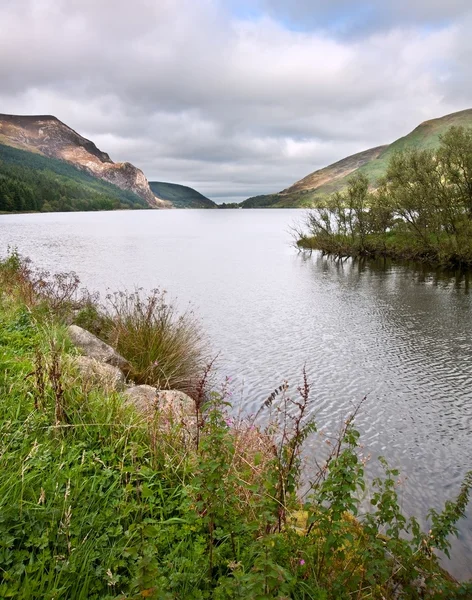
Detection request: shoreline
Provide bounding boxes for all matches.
[0,249,470,596]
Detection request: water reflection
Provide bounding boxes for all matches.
[296,254,472,579]
[317,254,472,291]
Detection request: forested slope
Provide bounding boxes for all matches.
[0,143,148,212]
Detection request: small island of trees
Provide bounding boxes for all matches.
[298,126,472,268]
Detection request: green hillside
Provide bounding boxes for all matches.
[347,108,472,191]
[0,143,148,212]
[149,181,216,208]
[241,108,472,208]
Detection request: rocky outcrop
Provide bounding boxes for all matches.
[0,114,171,208]
[67,325,131,373]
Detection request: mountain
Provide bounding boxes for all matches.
[0,114,170,208]
[149,181,216,208]
[241,108,472,208]
[0,142,152,213]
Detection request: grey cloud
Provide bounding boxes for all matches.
[0,0,471,202]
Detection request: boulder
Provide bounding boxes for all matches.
[123,385,158,414]
[123,385,195,419]
[156,389,195,417]
[68,325,131,373]
[72,356,126,393]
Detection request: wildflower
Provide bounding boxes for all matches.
[299,559,305,566]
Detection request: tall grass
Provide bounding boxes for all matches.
[0,249,209,397]
[104,289,208,396]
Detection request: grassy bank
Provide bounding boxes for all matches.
[1,251,471,599]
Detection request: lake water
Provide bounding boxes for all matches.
[1,209,471,579]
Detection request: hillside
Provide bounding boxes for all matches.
[241,108,472,208]
[0,114,170,208]
[0,143,150,212]
[149,181,216,208]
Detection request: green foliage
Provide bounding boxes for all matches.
[218,203,242,209]
[73,301,110,338]
[428,471,472,559]
[240,194,284,208]
[299,126,472,267]
[0,143,148,212]
[0,258,471,599]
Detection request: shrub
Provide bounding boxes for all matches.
[104,288,208,396]
[298,126,472,267]
[0,248,82,315]
[72,297,110,337]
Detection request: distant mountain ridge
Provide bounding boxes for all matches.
[241,108,472,208]
[149,181,216,208]
[0,114,170,208]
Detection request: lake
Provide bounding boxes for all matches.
[1,208,471,579]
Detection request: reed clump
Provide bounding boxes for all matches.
[104,288,207,397]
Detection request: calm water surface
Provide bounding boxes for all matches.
[1,209,471,579]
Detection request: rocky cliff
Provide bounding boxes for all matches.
[0,114,169,208]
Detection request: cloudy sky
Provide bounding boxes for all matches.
[2,0,472,202]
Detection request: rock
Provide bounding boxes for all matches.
[123,385,195,419]
[124,386,198,443]
[72,356,125,393]
[156,389,195,417]
[123,385,158,414]
[68,325,131,373]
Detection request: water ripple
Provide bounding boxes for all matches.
[1,209,471,579]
